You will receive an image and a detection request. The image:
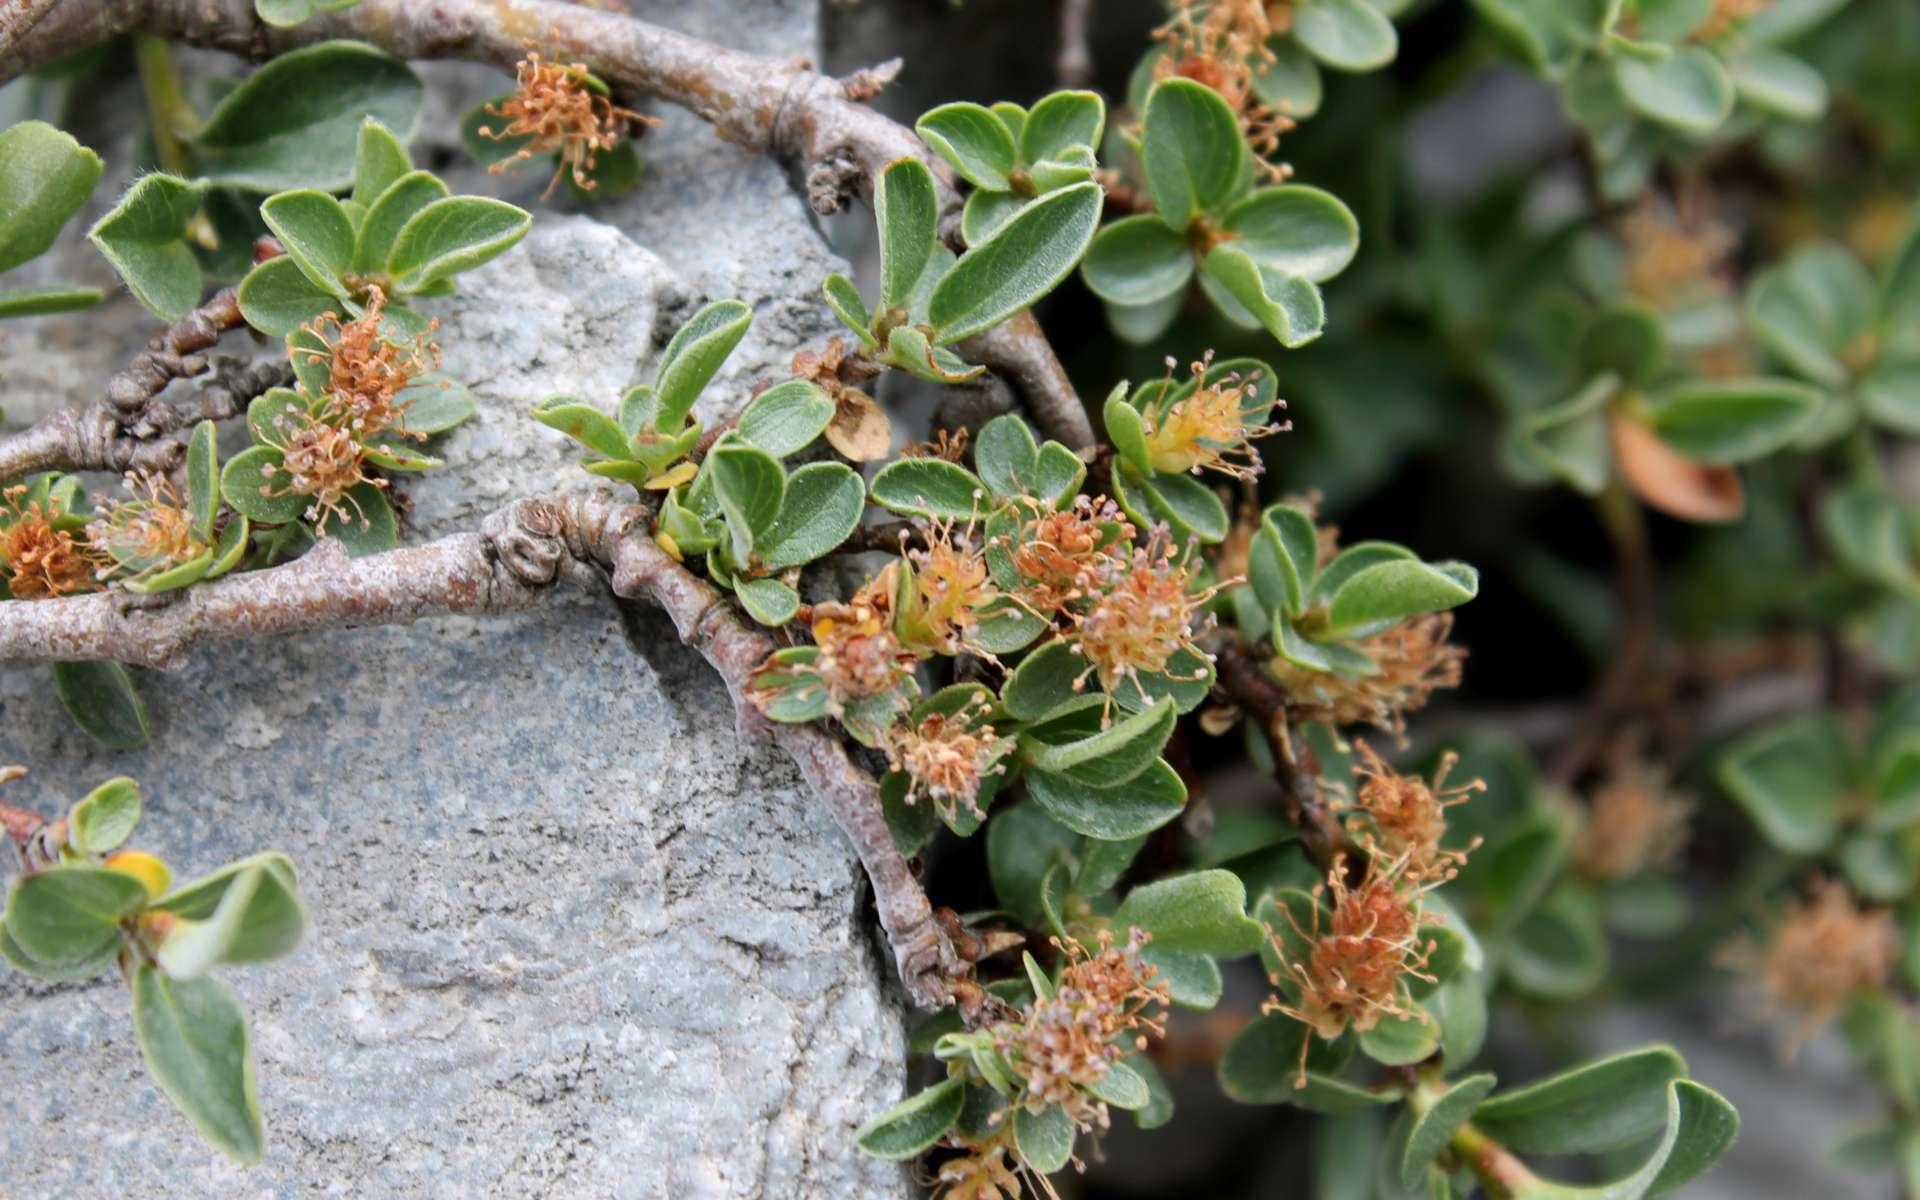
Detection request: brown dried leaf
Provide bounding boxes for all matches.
[825,390,893,462]
[1611,412,1744,524]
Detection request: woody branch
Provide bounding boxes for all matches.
[0,491,973,1010]
[2,0,1096,451]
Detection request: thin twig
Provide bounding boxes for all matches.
[1548,484,1656,787]
[1055,0,1093,90]
[4,0,1092,449]
[1214,639,1357,872]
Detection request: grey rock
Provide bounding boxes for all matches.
[0,5,911,1197]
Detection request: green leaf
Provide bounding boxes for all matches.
[182,420,220,542]
[988,803,1082,927]
[1219,1012,1389,1110]
[1137,470,1232,544]
[534,395,631,460]
[757,462,864,570]
[1081,214,1194,306]
[1860,360,1920,436]
[1104,384,1153,473]
[1142,78,1247,228]
[1507,1080,1738,1199]
[387,196,530,290]
[0,285,103,318]
[1138,944,1222,1009]
[1646,378,1820,464]
[260,189,354,296]
[857,1077,967,1161]
[877,157,941,309]
[221,446,307,525]
[1221,184,1361,284]
[712,445,786,561]
[1113,869,1265,957]
[350,117,411,208]
[1031,442,1087,507]
[1026,758,1187,840]
[962,188,1027,247]
[1023,90,1105,163]
[86,173,204,321]
[155,863,305,978]
[734,577,800,626]
[193,40,423,193]
[916,104,1016,191]
[1002,640,1083,721]
[1400,1075,1498,1192]
[153,853,298,921]
[1728,45,1827,121]
[976,412,1040,501]
[1523,373,1617,495]
[236,255,339,337]
[1326,559,1478,637]
[1473,1045,1687,1155]
[1823,485,1915,589]
[1581,307,1667,384]
[1504,886,1609,1000]
[0,120,101,273]
[68,776,141,856]
[870,458,987,520]
[326,484,396,556]
[653,299,752,431]
[394,376,473,435]
[3,866,146,966]
[1612,44,1735,134]
[1014,1104,1075,1173]
[249,387,311,449]
[1359,1008,1440,1066]
[132,967,264,1162]
[1025,698,1177,788]
[53,660,151,751]
[1087,1058,1151,1110]
[928,181,1102,344]
[0,918,119,981]
[1468,0,1614,79]
[1202,246,1327,348]
[353,170,448,274]
[1719,714,1853,854]
[1294,0,1399,71]
[737,380,834,458]
[822,272,872,342]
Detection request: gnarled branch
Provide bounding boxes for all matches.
[0,492,974,1010]
[4,0,1095,451]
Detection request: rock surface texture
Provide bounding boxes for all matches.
[0,3,912,1197]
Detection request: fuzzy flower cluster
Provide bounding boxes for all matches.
[296,289,439,442]
[479,46,653,198]
[1266,849,1443,1079]
[925,932,1170,1199]
[1572,760,1692,882]
[1336,742,1483,881]
[808,574,919,712]
[1070,526,1224,705]
[1008,495,1133,617]
[1153,1,1297,175]
[901,519,999,658]
[885,696,1007,825]
[1143,355,1284,480]
[1723,876,1897,1052]
[86,474,206,587]
[1271,612,1465,739]
[997,931,1170,1124]
[0,484,100,600]
[259,290,439,533]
